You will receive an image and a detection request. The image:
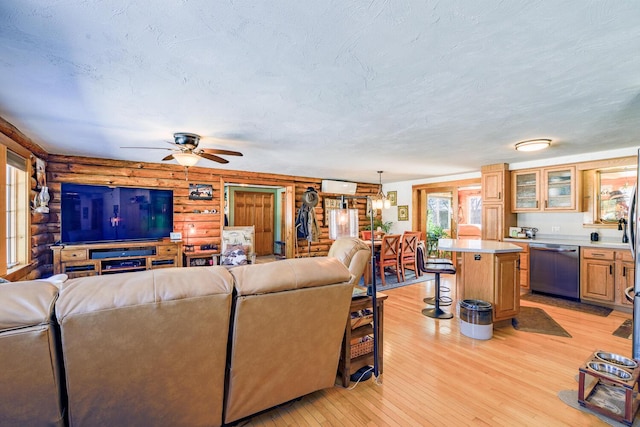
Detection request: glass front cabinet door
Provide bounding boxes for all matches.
[543,166,577,210]
[512,170,540,211]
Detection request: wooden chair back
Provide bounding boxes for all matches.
[378,234,401,286]
[399,231,421,281]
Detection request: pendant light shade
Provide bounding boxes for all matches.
[372,171,391,210]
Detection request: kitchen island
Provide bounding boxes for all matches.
[438,239,523,322]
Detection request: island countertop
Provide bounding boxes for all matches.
[437,238,523,254]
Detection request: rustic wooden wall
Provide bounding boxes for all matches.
[41,154,379,274]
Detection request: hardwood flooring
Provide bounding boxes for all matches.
[243,276,634,426]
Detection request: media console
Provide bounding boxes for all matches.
[51,240,183,279]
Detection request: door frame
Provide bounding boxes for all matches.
[221,178,295,259]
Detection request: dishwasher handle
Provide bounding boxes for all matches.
[530,247,577,253]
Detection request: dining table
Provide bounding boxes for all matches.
[362,239,382,285]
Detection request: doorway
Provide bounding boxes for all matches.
[225,184,291,257]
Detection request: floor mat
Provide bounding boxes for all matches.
[521,292,613,317]
[512,306,572,337]
[613,319,633,340]
[558,389,640,426]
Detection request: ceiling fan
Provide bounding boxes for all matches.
[122,132,243,167]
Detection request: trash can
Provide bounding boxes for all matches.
[458,299,493,340]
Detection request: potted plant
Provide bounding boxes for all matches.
[364,218,393,233]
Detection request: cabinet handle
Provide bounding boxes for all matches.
[623,266,627,277]
[610,264,613,275]
[545,200,548,208]
[591,253,606,257]
[498,191,501,199]
[536,200,538,208]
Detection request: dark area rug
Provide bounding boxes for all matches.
[521,293,613,317]
[613,319,633,340]
[512,306,572,337]
[374,271,434,292]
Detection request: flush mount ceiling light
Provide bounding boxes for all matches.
[515,139,552,152]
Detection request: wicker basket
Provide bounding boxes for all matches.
[350,314,373,329]
[350,337,374,359]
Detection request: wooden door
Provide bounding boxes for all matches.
[234,191,274,256]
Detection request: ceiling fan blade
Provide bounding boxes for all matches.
[200,148,243,157]
[162,154,175,161]
[120,146,174,150]
[199,152,229,164]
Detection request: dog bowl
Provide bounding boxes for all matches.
[595,351,638,369]
[587,361,633,381]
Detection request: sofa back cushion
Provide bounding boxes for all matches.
[0,281,65,426]
[224,257,352,424]
[328,237,371,285]
[56,267,233,427]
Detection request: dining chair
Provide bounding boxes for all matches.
[360,230,373,241]
[377,234,401,286]
[399,231,421,281]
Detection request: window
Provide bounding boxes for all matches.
[597,167,635,224]
[3,148,28,274]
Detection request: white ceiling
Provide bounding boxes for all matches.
[1,1,639,184]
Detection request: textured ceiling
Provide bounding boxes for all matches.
[0,1,639,184]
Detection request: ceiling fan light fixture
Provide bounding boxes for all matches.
[515,139,552,152]
[173,152,200,167]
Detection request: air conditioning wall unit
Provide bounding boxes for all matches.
[321,180,357,195]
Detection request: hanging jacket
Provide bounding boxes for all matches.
[295,204,320,242]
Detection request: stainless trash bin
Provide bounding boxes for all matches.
[459,299,493,340]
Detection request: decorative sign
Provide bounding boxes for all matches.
[189,183,213,200]
[388,191,397,206]
[398,205,409,221]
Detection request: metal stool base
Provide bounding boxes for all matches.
[424,296,452,307]
[422,307,454,319]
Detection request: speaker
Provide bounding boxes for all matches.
[321,180,357,195]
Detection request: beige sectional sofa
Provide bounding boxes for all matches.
[0,238,368,426]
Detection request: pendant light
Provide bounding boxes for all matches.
[372,171,391,210]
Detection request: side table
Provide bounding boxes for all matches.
[183,250,219,267]
[338,291,388,387]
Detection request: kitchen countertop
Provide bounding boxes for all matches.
[438,239,523,253]
[504,236,631,250]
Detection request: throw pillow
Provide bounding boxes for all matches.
[221,244,249,266]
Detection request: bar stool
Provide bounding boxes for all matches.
[422,258,453,307]
[421,259,456,319]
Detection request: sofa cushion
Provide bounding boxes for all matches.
[0,281,65,426]
[56,267,234,427]
[230,257,351,296]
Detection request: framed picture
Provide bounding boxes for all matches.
[323,198,342,226]
[388,191,397,206]
[398,205,409,221]
[189,183,213,200]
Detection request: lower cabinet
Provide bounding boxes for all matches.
[458,251,520,322]
[511,241,529,289]
[580,247,633,308]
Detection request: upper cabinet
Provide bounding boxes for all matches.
[481,163,516,240]
[512,165,580,212]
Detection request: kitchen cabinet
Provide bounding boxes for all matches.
[481,163,516,241]
[580,247,631,303]
[454,249,520,322]
[511,165,580,212]
[510,241,530,289]
[615,250,634,307]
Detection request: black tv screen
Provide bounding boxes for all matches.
[60,183,173,244]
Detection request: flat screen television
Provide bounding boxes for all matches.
[60,183,173,244]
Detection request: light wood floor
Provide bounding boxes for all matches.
[244,276,634,426]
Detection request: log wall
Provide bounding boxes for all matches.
[44,154,380,268]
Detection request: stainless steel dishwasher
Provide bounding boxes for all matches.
[529,243,580,300]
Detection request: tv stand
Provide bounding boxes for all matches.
[51,240,183,279]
